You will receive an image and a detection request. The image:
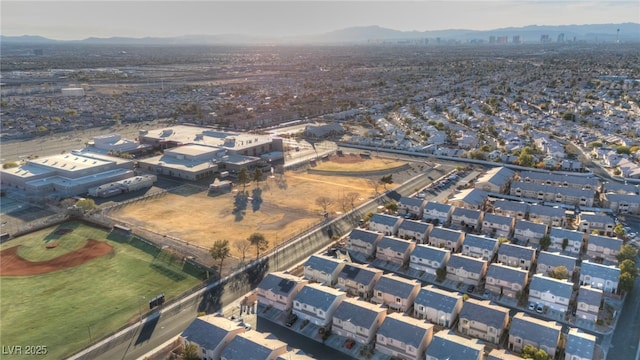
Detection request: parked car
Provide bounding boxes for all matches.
[482,290,490,299]
[536,303,545,314]
[466,284,475,293]
[528,302,536,311]
[285,313,298,327]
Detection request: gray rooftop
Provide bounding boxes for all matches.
[451,188,488,208]
[376,314,432,348]
[549,227,583,242]
[529,274,573,299]
[486,263,528,285]
[338,263,382,285]
[511,181,596,198]
[426,331,483,360]
[332,298,385,329]
[220,332,285,360]
[304,254,344,275]
[579,212,615,224]
[411,244,450,264]
[528,204,566,218]
[378,236,413,254]
[369,213,402,227]
[294,284,344,312]
[430,227,464,242]
[604,193,640,203]
[498,243,536,260]
[463,234,499,251]
[373,274,420,298]
[452,207,483,220]
[493,199,528,213]
[459,299,509,329]
[414,285,462,313]
[483,212,514,226]
[519,170,599,187]
[258,272,303,297]
[509,313,561,350]
[580,261,621,282]
[537,251,577,272]
[348,228,382,244]
[588,234,622,250]
[476,166,515,187]
[424,201,453,213]
[514,219,548,234]
[181,316,242,351]
[565,329,596,359]
[577,286,604,307]
[447,254,487,274]
[399,196,425,209]
[398,219,431,234]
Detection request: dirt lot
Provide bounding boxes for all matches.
[109,156,404,257]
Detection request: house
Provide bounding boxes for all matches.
[508,313,562,357]
[586,234,622,264]
[398,196,426,218]
[376,313,434,360]
[376,236,416,267]
[449,188,489,210]
[332,297,387,345]
[450,207,484,232]
[458,298,510,344]
[528,274,573,313]
[220,331,287,360]
[527,204,566,228]
[513,219,548,248]
[548,227,583,255]
[579,261,620,294]
[276,350,315,360]
[446,254,488,286]
[474,166,515,193]
[497,243,536,271]
[336,263,383,300]
[397,219,432,243]
[368,213,402,236]
[565,328,597,360]
[493,200,528,220]
[180,315,245,360]
[576,212,615,237]
[257,272,308,313]
[292,283,346,328]
[510,181,595,207]
[576,286,603,322]
[409,244,450,276]
[535,251,577,278]
[485,263,529,298]
[346,228,383,258]
[422,201,453,225]
[371,274,421,312]
[428,227,465,252]
[461,234,499,261]
[303,254,346,287]
[413,285,463,328]
[425,331,484,360]
[487,349,523,360]
[601,193,640,215]
[518,170,599,190]
[482,212,515,238]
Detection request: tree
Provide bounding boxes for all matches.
[210,239,231,273]
[614,224,625,238]
[76,198,96,212]
[315,196,333,214]
[436,267,447,282]
[380,174,393,190]
[619,259,638,277]
[617,244,638,263]
[562,238,569,251]
[252,167,263,188]
[539,236,551,251]
[234,239,251,262]
[384,201,398,213]
[548,266,570,280]
[368,178,382,195]
[619,272,636,293]
[249,232,268,258]
[517,152,535,168]
[497,237,510,245]
[180,342,200,360]
[2,162,18,169]
[237,168,250,192]
[346,192,360,210]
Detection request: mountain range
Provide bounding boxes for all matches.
[2,23,639,45]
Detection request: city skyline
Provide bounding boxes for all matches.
[2,1,639,41]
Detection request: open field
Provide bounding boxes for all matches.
[313,153,406,172]
[109,159,396,255]
[0,221,202,360]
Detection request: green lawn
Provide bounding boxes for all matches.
[0,221,202,360]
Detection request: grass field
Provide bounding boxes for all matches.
[0,221,202,360]
[313,156,406,172]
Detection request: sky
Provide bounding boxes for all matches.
[2,1,639,40]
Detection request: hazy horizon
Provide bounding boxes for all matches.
[2,1,639,41]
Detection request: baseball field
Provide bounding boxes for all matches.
[0,220,202,360]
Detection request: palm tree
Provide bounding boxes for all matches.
[209,240,230,275]
[181,342,200,360]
